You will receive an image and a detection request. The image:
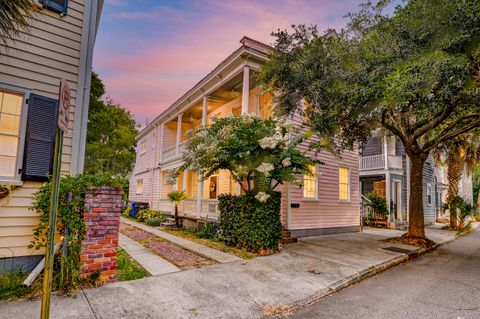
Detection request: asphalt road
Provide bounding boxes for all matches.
[292,229,480,319]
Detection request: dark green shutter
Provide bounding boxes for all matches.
[40,0,69,15]
[22,94,58,182]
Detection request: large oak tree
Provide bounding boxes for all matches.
[259,0,480,241]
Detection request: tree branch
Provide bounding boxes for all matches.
[423,115,480,152]
[412,108,454,139]
[381,109,407,146]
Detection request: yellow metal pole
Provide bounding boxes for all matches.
[40,127,64,319]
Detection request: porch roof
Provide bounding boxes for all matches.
[136,37,271,140]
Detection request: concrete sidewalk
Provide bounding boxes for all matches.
[121,218,242,264]
[1,224,475,319]
[119,234,180,276]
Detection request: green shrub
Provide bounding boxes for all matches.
[185,225,197,234]
[365,192,389,216]
[122,206,132,218]
[145,217,165,227]
[196,222,218,239]
[218,191,282,252]
[136,209,166,222]
[0,272,38,300]
[452,196,476,229]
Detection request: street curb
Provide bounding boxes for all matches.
[269,234,463,318]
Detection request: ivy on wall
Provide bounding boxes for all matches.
[29,174,123,293]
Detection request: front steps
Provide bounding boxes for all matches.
[281,229,297,244]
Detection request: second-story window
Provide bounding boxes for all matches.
[136,179,143,195]
[427,183,432,206]
[303,164,318,199]
[140,140,147,154]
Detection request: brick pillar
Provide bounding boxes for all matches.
[80,186,123,282]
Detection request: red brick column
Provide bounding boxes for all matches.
[80,186,123,282]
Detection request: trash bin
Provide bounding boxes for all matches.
[131,201,136,219]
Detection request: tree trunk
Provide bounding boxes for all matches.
[408,155,427,238]
[446,150,461,229]
[174,204,179,227]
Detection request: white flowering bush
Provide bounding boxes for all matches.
[169,114,320,194]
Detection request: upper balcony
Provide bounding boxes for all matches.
[359,134,404,173]
[359,154,403,171]
[161,66,273,164]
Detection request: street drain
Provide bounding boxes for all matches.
[382,246,414,254]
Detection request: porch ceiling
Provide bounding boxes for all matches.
[181,71,258,121]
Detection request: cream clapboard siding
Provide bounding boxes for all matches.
[0,1,86,258]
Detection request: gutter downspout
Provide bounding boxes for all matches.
[70,0,93,174]
[77,0,100,173]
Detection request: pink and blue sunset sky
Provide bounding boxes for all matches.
[94,0,366,124]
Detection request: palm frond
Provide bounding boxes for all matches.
[167,190,187,203]
[0,0,38,44]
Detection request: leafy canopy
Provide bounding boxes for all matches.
[259,0,480,159]
[259,0,480,239]
[85,72,138,178]
[170,115,320,196]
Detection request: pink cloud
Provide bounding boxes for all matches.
[111,6,184,21]
[95,0,361,124]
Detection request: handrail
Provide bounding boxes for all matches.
[360,194,372,203]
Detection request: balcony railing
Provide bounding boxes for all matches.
[360,154,385,170]
[159,198,219,220]
[162,146,177,161]
[387,155,403,169]
[161,141,189,162]
[360,154,403,171]
[178,141,188,154]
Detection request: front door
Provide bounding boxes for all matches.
[373,181,386,198]
[209,176,218,199]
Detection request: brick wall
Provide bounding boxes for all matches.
[80,186,123,282]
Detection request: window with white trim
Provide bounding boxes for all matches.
[339,167,350,201]
[136,179,143,195]
[303,164,318,199]
[0,90,24,181]
[427,183,432,205]
[140,140,147,154]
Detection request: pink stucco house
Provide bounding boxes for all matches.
[129,37,360,238]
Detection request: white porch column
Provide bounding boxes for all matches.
[202,96,208,126]
[196,175,204,216]
[241,65,250,114]
[160,123,165,162]
[182,169,188,192]
[384,136,391,214]
[176,113,183,155]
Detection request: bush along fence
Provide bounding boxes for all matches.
[218,192,282,253]
[31,174,124,293]
[80,186,122,282]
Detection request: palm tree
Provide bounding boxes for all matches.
[167,190,187,227]
[0,0,38,44]
[434,134,480,229]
